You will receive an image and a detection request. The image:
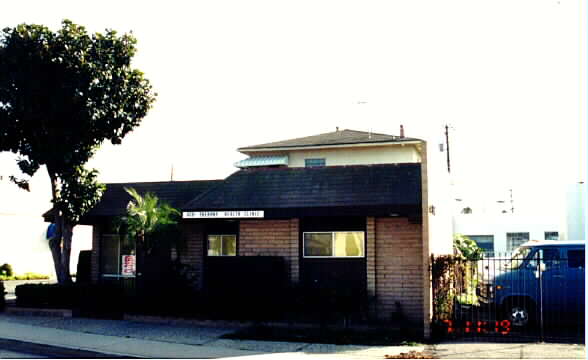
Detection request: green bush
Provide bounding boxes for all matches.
[454,234,483,260]
[15,282,125,318]
[0,272,50,281]
[15,283,77,308]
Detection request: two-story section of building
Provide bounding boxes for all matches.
[84,128,452,338]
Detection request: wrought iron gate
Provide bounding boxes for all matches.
[432,251,585,343]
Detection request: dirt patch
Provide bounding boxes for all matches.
[385,350,437,359]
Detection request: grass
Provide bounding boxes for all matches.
[0,273,50,281]
[222,325,424,346]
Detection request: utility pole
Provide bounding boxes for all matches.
[509,188,514,213]
[444,124,451,173]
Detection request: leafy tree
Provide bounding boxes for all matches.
[453,234,483,260]
[0,20,156,284]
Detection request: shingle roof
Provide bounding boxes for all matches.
[238,129,421,151]
[183,164,421,217]
[44,180,222,222]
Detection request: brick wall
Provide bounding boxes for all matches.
[180,222,205,290]
[366,217,376,317]
[239,219,299,283]
[374,217,424,327]
[91,224,100,283]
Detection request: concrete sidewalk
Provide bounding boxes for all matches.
[0,313,584,359]
[0,313,427,358]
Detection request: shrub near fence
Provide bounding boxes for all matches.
[15,282,124,318]
[431,254,480,338]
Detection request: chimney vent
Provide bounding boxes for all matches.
[400,125,405,138]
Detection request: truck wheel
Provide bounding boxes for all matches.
[504,299,535,327]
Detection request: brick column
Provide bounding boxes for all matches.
[91,224,100,283]
[289,218,300,284]
[239,219,300,285]
[181,222,204,290]
[366,216,376,318]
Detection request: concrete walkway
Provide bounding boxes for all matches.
[0,313,584,359]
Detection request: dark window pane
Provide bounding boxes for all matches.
[466,235,494,255]
[305,158,326,167]
[304,233,332,256]
[544,232,559,240]
[100,234,120,275]
[568,250,585,268]
[540,248,561,270]
[507,232,529,252]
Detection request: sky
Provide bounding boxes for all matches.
[0,0,586,220]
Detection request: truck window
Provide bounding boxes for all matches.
[568,250,585,269]
[540,248,561,270]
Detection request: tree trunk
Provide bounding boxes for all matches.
[61,224,73,284]
[47,168,73,284]
[49,236,64,283]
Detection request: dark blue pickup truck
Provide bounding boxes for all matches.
[478,240,585,327]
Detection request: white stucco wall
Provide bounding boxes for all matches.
[424,140,453,255]
[286,144,421,167]
[241,144,421,168]
[562,182,586,240]
[453,214,561,254]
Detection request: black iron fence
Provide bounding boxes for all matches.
[432,252,585,343]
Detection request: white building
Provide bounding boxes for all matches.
[561,182,586,241]
[453,214,561,255]
[0,174,91,277]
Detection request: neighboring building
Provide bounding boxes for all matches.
[68,128,453,338]
[561,182,586,241]
[0,174,91,276]
[453,214,561,255]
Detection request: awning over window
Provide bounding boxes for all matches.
[234,155,289,168]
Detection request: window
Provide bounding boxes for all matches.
[466,235,494,255]
[303,231,364,257]
[305,158,325,167]
[539,248,561,270]
[568,250,585,268]
[544,231,559,240]
[100,233,136,277]
[506,232,529,252]
[207,235,237,256]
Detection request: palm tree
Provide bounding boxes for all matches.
[121,188,181,299]
[123,187,180,255]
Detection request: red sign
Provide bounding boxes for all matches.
[121,255,136,276]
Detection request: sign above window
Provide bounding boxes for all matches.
[183,210,264,219]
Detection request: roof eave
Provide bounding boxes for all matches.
[238,139,424,153]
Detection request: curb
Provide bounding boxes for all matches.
[4,306,72,317]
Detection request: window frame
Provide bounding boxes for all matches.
[304,158,326,167]
[544,231,559,241]
[207,234,237,256]
[465,235,494,255]
[99,233,136,278]
[506,232,530,252]
[302,231,365,258]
